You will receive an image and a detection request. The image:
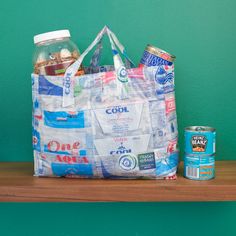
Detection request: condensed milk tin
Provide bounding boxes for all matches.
[185,126,216,155]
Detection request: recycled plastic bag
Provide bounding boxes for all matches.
[32,26,179,179]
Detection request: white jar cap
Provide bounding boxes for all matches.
[34,29,71,44]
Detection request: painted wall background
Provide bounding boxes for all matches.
[0,1,235,235]
[0,203,236,236]
[0,0,235,161]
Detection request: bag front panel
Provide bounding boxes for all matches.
[32,64,179,179]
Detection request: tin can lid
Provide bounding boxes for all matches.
[146,44,176,62]
[185,126,216,132]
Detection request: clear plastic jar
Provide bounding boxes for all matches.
[33,29,84,76]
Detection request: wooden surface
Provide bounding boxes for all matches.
[0,161,235,202]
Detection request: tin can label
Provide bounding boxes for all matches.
[185,131,216,155]
[140,50,173,67]
[184,155,215,180]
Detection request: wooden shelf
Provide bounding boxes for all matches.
[0,161,235,202]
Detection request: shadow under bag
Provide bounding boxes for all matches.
[32,26,179,179]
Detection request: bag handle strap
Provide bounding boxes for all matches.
[63,26,130,107]
[89,35,135,69]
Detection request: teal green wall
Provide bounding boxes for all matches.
[0,0,235,161]
[0,1,235,236]
[0,203,236,236]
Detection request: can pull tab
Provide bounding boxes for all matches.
[195,126,205,131]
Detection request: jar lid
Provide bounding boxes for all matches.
[34,30,71,44]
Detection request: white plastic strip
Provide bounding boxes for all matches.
[62,26,129,107]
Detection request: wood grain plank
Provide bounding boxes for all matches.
[0,161,235,202]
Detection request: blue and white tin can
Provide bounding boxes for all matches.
[185,126,216,155]
[184,154,215,180]
[139,44,175,67]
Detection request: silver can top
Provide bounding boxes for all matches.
[185,126,216,132]
[146,44,176,62]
